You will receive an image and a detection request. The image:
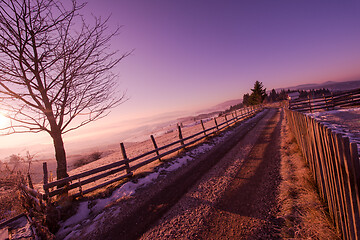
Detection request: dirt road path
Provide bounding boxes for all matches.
[198,108,282,239]
[140,108,283,239]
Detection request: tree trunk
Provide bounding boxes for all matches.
[51,129,68,180]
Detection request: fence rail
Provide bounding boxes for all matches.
[289,88,360,113]
[43,105,263,200]
[285,109,360,240]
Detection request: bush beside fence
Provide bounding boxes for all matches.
[285,109,360,240]
[42,106,263,200]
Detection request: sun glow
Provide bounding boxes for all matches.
[0,114,10,129]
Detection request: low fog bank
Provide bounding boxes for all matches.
[0,110,190,162]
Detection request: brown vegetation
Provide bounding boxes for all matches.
[73,151,103,169]
[278,118,341,239]
[0,161,26,221]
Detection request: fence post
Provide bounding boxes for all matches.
[43,162,49,198]
[224,115,229,126]
[234,110,238,121]
[150,135,161,161]
[27,173,33,189]
[349,142,360,233]
[120,143,131,174]
[200,120,206,136]
[323,94,328,111]
[177,124,185,148]
[214,117,219,130]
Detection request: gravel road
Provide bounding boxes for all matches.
[140,108,282,239]
[74,108,282,240]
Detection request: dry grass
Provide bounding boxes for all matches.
[278,117,341,239]
[0,162,26,221]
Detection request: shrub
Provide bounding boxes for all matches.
[73,151,103,168]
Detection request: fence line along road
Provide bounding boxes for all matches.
[285,109,360,240]
[289,88,360,113]
[42,105,263,200]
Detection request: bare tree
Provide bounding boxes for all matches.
[0,0,129,179]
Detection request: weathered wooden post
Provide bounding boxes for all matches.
[27,173,33,189]
[78,179,83,197]
[214,117,219,130]
[200,120,206,136]
[323,94,328,111]
[224,115,229,126]
[43,162,49,198]
[120,143,131,174]
[150,135,161,161]
[177,124,185,148]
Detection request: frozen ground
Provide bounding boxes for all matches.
[307,107,360,154]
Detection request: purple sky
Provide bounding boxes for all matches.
[82,0,360,117]
[1,0,360,157]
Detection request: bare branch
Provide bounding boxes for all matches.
[0,0,127,136]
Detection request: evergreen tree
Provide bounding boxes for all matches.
[248,81,267,105]
[269,89,278,102]
[243,93,250,106]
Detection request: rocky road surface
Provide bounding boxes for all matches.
[80,108,283,240]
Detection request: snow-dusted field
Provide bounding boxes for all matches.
[307,107,360,153]
[31,111,252,194]
[26,113,230,188]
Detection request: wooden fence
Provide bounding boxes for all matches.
[285,109,360,240]
[42,105,263,200]
[289,88,360,113]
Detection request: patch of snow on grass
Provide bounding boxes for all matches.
[190,143,213,155]
[165,156,193,172]
[63,202,90,227]
[93,172,161,213]
[307,108,360,153]
[57,201,90,238]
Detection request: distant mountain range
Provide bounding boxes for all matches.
[280,80,360,92]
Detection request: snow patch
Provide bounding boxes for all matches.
[165,156,193,172]
[63,202,90,227]
[307,108,360,153]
